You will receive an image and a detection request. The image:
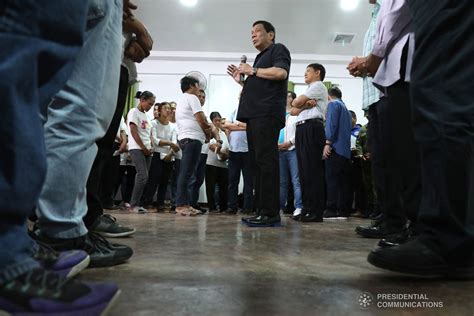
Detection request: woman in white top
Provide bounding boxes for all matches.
[127,90,155,213]
[142,102,180,210]
[205,112,230,212]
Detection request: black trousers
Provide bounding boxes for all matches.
[325,152,351,214]
[295,120,326,219]
[99,142,121,206]
[142,154,173,207]
[408,0,474,260]
[228,151,254,211]
[246,117,280,216]
[117,165,136,204]
[205,165,229,211]
[83,66,128,228]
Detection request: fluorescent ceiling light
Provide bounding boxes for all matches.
[340,0,359,11]
[180,0,198,7]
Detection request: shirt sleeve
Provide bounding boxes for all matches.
[150,121,162,149]
[304,83,325,100]
[372,0,412,58]
[127,109,140,127]
[271,44,291,73]
[189,94,203,115]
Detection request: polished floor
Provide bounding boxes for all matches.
[81,211,474,316]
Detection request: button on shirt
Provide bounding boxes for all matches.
[237,43,291,128]
[325,99,352,159]
[296,81,328,123]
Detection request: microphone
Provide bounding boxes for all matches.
[240,55,247,83]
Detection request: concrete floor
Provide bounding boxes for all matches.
[81,212,474,316]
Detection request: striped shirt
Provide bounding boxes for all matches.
[362,0,382,110]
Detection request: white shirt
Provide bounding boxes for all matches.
[284,114,297,151]
[176,93,206,143]
[151,119,176,159]
[372,0,413,89]
[115,116,128,143]
[127,107,152,151]
[207,129,229,168]
[170,122,182,160]
[296,81,328,122]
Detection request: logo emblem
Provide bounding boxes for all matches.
[358,292,374,309]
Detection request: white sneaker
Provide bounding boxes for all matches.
[293,208,302,216]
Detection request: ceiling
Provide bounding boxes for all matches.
[134,0,374,56]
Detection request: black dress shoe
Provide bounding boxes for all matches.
[378,229,417,248]
[355,223,403,239]
[368,238,474,279]
[241,215,259,223]
[291,214,302,221]
[300,214,323,223]
[245,215,281,227]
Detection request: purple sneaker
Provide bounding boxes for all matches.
[34,241,90,278]
[0,268,120,315]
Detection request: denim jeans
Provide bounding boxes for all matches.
[279,150,303,210]
[188,153,208,206]
[36,0,123,239]
[0,0,89,282]
[176,139,202,206]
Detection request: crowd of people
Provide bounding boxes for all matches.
[0,0,472,314]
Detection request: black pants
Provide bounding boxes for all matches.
[142,154,173,207]
[84,66,128,228]
[117,165,136,204]
[246,117,280,216]
[325,152,351,214]
[205,165,229,211]
[228,151,254,211]
[99,142,121,206]
[295,119,326,219]
[408,0,474,260]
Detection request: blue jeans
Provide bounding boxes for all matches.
[0,0,89,282]
[35,0,123,239]
[279,150,303,209]
[188,153,208,206]
[176,139,202,207]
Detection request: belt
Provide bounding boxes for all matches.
[296,117,323,126]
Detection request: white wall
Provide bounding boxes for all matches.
[135,51,367,125]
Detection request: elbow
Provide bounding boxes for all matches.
[278,70,288,80]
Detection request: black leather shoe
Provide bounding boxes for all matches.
[300,214,323,223]
[245,215,281,227]
[241,215,259,223]
[355,223,402,239]
[291,214,302,221]
[378,229,418,248]
[368,238,474,279]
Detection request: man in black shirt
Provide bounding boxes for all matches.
[227,20,291,226]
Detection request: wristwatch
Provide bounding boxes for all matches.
[252,67,258,76]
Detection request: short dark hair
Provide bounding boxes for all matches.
[328,87,342,99]
[210,111,221,121]
[288,91,296,99]
[180,76,199,93]
[307,63,326,81]
[349,110,357,119]
[253,20,276,42]
[135,90,155,100]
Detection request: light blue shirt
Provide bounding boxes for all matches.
[362,0,382,110]
[228,109,248,153]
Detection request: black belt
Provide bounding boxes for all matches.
[296,117,323,126]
